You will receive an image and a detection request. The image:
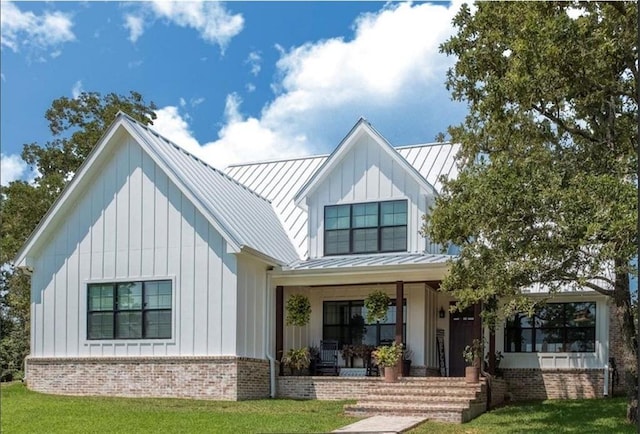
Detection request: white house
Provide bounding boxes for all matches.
[15,113,619,402]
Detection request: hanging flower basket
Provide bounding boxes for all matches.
[285,293,311,327]
[364,290,390,324]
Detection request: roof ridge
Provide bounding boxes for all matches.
[118,111,272,204]
[395,141,453,150]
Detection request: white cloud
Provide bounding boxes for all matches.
[246,51,262,76]
[1,1,75,54]
[124,14,145,43]
[124,1,243,51]
[153,2,466,170]
[191,97,205,107]
[71,80,83,99]
[1,154,28,186]
[127,59,143,69]
[245,83,256,93]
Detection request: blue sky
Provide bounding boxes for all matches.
[1,1,467,184]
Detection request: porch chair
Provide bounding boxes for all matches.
[315,340,339,376]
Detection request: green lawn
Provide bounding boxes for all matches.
[410,398,634,434]
[1,382,634,433]
[0,383,360,433]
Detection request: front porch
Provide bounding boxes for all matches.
[273,275,486,379]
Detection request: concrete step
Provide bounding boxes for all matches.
[368,387,481,398]
[356,395,484,405]
[344,403,468,424]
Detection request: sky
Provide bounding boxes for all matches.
[0,0,468,185]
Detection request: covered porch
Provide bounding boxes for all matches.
[270,253,485,378]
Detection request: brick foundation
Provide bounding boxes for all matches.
[502,368,604,400]
[26,356,270,400]
[277,376,386,400]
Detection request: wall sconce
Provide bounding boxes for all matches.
[439,306,446,319]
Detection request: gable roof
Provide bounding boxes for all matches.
[292,118,438,209]
[14,112,298,267]
[225,137,459,259]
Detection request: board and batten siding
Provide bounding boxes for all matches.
[30,134,240,358]
[306,134,434,259]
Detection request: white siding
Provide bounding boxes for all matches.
[30,135,238,357]
[236,255,269,358]
[307,134,432,258]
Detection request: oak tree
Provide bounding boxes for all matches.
[424,2,637,420]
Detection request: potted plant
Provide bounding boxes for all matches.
[364,290,390,324]
[372,342,403,383]
[341,344,355,367]
[281,347,311,376]
[463,338,484,383]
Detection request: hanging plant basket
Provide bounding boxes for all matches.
[364,290,390,324]
[286,293,311,327]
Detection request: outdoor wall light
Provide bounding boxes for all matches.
[439,306,446,319]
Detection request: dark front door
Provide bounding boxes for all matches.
[449,303,476,377]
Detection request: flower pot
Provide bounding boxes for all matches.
[465,366,479,383]
[383,366,397,383]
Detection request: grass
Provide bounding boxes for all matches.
[410,397,634,434]
[0,383,360,433]
[1,382,634,433]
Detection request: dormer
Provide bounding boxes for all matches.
[294,119,438,259]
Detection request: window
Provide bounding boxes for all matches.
[324,200,407,255]
[87,280,172,340]
[322,299,406,347]
[504,302,595,353]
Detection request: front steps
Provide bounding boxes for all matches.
[344,377,487,424]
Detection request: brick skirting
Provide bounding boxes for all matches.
[502,368,604,400]
[26,356,270,400]
[277,376,385,400]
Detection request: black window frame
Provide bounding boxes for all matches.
[504,302,596,353]
[322,299,406,348]
[324,200,408,256]
[87,280,172,340]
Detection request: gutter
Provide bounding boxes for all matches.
[264,272,276,398]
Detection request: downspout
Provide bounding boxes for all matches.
[264,272,276,398]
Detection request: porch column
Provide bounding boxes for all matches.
[276,286,284,375]
[395,281,404,346]
[396,281,404,375]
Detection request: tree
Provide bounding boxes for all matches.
[423,2,637,421]
[0,91,156,380]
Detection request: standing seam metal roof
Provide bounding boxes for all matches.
[122,114,299,265]
[225,142,460,259]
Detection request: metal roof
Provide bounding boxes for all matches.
[225,142,460,259]
[122,114,299,265]
[284,253,452,271]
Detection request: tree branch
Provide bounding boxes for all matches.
[531,104,599,143]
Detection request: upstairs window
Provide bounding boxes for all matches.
[324,200,407,255]
[504,302,596,353]
[87,280,172,340]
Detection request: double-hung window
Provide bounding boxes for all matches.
[87,280,172,340]
[324,200,407,255]
[504,302,595,353]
